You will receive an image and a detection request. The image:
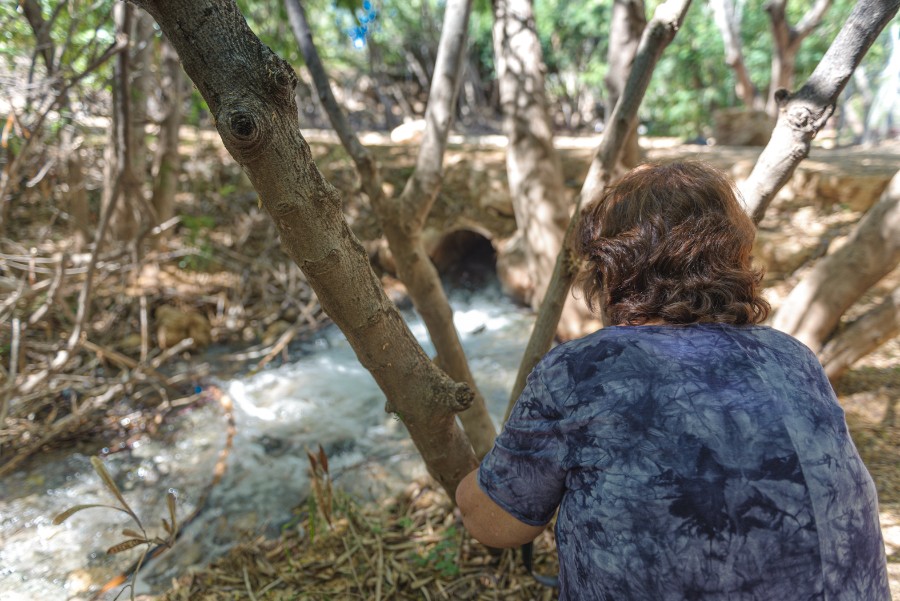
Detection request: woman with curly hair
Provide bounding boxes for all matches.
[457,161,890,600]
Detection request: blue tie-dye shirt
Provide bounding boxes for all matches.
[479,324,890,600]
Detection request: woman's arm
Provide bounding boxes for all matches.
[456,468,548,548]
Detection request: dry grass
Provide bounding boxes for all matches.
[159,479,560,601]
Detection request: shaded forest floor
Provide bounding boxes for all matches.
[2,132,898,599]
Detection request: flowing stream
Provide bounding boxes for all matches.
[0,287,535,600]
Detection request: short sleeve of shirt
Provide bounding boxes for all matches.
[477,371,566,526]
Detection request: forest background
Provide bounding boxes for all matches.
[1,0,900,599]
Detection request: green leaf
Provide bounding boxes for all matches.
[90,457,132,513]
[166,492,178,535]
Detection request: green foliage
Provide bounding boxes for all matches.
[535,0,609,97]
[642,2,731,137]
[409,525,461,579]
[200,0,891,137]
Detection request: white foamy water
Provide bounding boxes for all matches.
[0,289,535,600]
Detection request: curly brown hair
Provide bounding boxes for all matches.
[577,161,770,326]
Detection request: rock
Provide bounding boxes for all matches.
[755,228,816,277]
[495,234,533,305]
[156,305,212,349]
[712,109,775,146]
[262,320,292,345]
[389,119,427,144]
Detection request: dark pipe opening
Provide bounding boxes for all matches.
[430,229,498,291]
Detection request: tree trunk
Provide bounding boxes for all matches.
[764,0,833,116]
[710,0,762,109]
[604,0,646,168]
[135,0,481,496]
[505,0,693,420]
[106,3,139,243]
[739,0,899,223]
[491,0,568,308]
[772,171,900,352]
[819,285,900,383]
[151,34,185,227]
[62,127,90,252]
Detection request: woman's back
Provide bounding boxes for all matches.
[459,163,891,600]
[480,324,890,600]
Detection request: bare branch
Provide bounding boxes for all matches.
[506,0,692,420]
[398,0,473,227]
[739,0,900,223]
[820,285,900,383]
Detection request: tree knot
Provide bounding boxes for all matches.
[446,382,475,413]
[218,104,268,164]
[787,101,833,135]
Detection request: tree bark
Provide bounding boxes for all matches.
[285,0,497,459]
[491,0,568,306]
[62,127,90,252]
[738,0,899,224]
[133,0,481,495]
[604,0,646,168]
[106,2,139,242]
[20,0,56,74]
[506,0,693,420]
[764,0,833,116]
[772,171,900,352]
[710,0,762,109]
[819,285,900,383]
[151,34,185,227]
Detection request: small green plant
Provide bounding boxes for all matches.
[410,525,461,579]
[178,215,217,271]
[53,456,178,601]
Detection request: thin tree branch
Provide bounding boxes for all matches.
[505,0,693,420]
[397,0,472,227]
[794,0,833,43]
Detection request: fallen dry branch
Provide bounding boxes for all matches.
[0,185,326,474]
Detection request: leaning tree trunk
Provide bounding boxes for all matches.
[819,285,900,383]
[133,0,481,496]
[739,0,899,223]
[772,171,900,352]
[151,34,185,227]
[505,0,693,420]
[604,0,646,169]
[285,0,497,459]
